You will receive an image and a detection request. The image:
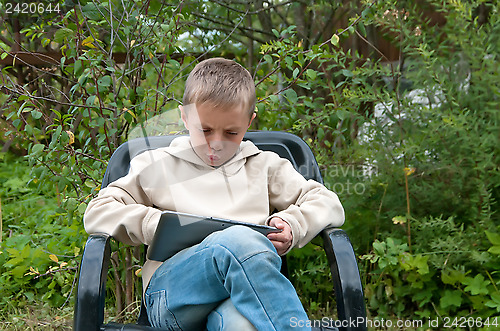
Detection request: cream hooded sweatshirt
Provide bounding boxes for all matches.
[84,136,344,292]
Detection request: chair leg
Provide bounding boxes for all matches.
[321,228,367,331]
[74,233,111,331]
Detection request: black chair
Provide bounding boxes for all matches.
[74,131,366,331]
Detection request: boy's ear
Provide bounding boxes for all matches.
[248,112,257,128]
[180,105,189,129]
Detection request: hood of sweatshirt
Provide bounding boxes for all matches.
[162,136,261,176]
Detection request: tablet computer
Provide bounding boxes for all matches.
[147,210,282,261]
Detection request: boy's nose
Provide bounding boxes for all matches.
[209,138,223,151]
[207,131,225,151]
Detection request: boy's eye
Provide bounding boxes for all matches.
[226,131,238,135]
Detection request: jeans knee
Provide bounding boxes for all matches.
[205,225,279,264]
[207,299,257,331]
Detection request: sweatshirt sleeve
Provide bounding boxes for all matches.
[84,152,163,246]
[265,153,344,252]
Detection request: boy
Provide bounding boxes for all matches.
[84,58,344,330]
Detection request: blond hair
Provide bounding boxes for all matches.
[183,58,256,118]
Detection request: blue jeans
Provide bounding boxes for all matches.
[144,225,310,330]
[206,298,257,330]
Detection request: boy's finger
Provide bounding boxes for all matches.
[267,230,288,241]
[270,238,291,255]
[274,220,286,229]
[267,233,284,242]
[269,217,289,229]
[268,234,291,248]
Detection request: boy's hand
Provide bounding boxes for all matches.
[267,217,292,255]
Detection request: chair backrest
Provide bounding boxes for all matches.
[101,131,323,188]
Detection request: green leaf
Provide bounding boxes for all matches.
[283,89,298,104]
[463,274,490,295]
[392,215,407,225]
[441,269,465,285]
[81,3,104,20]
[64,198,78,211]
[358,22,367,37]
[372,240,385,255]
[268,94,279,104]
[317,128,325,141]
[167,59,180,70]
[361,6,373,18]
[485,292,500,311]
[74,60,83,76]
[440,290,463,309]
[97,75,111,87]
[41,38,51,48]
[413,255,429,275]
[54,28,73,43]
[31,144,45,155]
[31,110,42,120]
[330,34,339,47]
[86,95,96,107]
[305,69,317,80]
[336,109,349,121]
[341,69,353,77]
[485,231,500,245]
[488,246,500,255]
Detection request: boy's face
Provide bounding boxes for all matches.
[181,103,256,167]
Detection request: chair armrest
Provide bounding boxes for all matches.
[321,228,366,331]
[74,233,111,331]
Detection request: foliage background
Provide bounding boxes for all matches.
[0,0,499,329]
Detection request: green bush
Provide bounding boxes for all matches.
[0,153,85,310]
[362,217,500,321]
[257,0,500,321]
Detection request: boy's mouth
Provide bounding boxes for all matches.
[208,154,220,163]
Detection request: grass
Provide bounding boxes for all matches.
[0,153,75,330]
[0,304,73,330]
